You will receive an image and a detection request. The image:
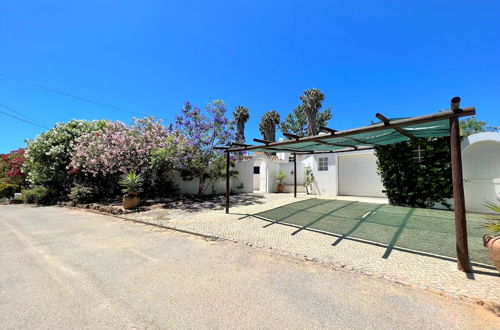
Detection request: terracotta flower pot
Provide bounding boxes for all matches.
[483,234,500,273]
[123,193,140,209]
[277,184,285,193]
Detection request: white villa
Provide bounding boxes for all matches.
[229,132,500,214]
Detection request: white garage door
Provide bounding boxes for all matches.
[338,153,385,197]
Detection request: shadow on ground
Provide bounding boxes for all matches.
[238,198,498,277]
[160,193,266,213]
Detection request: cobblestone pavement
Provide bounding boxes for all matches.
[122,193,500,308]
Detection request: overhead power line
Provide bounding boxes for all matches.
[0,73,148,117]
[0,103,37,122]
[0,104,49,129]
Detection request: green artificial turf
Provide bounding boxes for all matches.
[255,198,492,265]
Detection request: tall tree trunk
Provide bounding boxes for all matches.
[236,120,245,142]
[264,126,276,142]
[263,125,276,156]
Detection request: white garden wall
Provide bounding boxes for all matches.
[462,132,500,213]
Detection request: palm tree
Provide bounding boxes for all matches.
[299,88,325,136]
[233,106,250,142]
[258,110,280,142]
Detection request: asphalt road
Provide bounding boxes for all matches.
[0,205,498,329]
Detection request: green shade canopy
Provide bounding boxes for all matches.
[247,119,451,153]
[226,107,476,154]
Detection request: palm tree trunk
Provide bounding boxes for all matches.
[305,111,317,136]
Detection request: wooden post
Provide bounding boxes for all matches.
[225,151,230,214]
[449,96,472,272]
[293,153,297,198]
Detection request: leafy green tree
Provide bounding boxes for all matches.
[233,106,250,142]
[258,110,280,142]
[460,116,486,137]
[281,104,332,137]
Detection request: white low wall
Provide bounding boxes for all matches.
[172,158,254,195]
[172,172,233,195]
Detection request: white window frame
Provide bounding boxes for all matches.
[412,146,425,163]
[318,157,329,171]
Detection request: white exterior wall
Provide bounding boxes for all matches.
[232,158,254,193]
[172,172,233,195]
[173,132,500,214]
[462,132,500,213]
[247,150,383,197]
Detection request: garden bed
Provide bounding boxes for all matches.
[55,193,265,216]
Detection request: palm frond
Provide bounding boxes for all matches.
[482,201,500,233]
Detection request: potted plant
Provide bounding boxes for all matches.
[119,172,144,209]
[304,165,314,194]
[275,170,286,193]
[482,201,500,272]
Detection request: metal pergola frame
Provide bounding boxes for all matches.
[217,97,475,272]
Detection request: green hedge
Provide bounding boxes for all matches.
[21,187,51,205]
[374,138,452,208]
[0,182,16,199]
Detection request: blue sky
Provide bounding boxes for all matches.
[1,0,499,153]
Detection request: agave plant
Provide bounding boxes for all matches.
[483,201,500,233]
[119,172,144,194]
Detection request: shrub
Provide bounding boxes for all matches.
[9,197,23,204]
[71,117,172,176]
[1,148,26,185]
[24,120,106,198]
[69,184,100,204]
[22,187,50,204]
[0,182,16,198]
[374,138,452,208]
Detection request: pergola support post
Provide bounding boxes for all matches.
[225,151,230,214]
[449,97,472,273]
[293,153,297,198]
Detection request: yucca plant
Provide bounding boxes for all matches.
[119,172,144,195]
[483,201,500,233]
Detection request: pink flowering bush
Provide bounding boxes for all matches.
[71,117,171,176]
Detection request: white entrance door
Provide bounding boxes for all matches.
[463,141,500,213]
[338,153,385,197]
